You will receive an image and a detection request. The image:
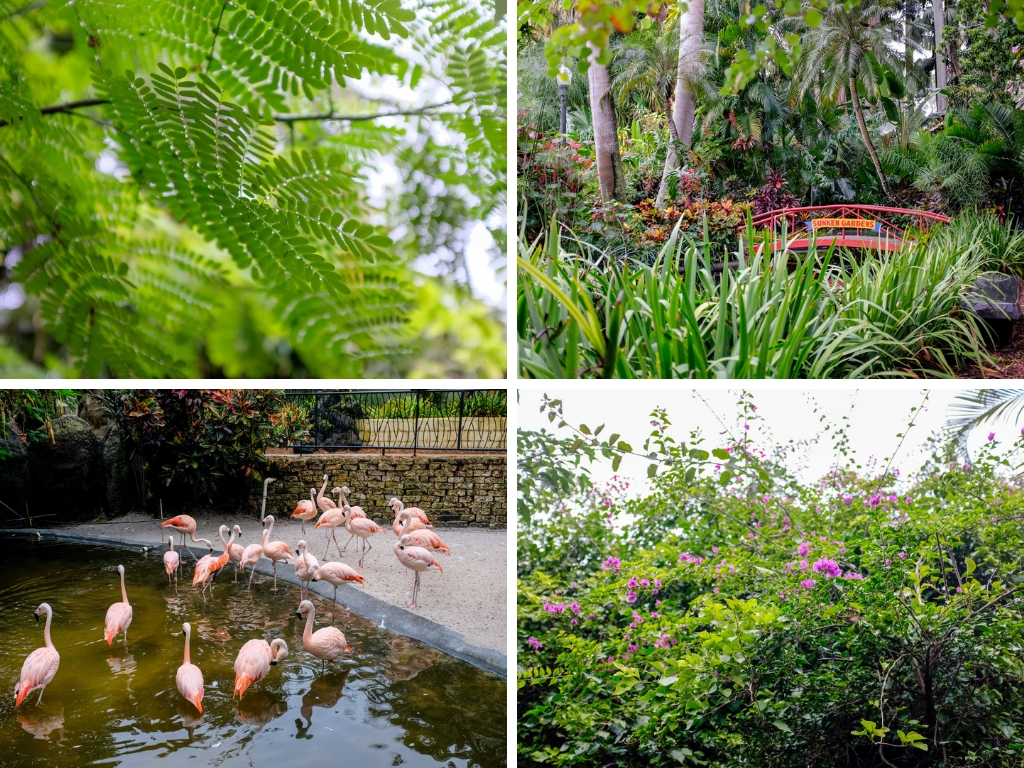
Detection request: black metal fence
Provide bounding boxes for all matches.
[282,390,507,453]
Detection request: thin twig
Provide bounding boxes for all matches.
[0,0,46,23]
[206,0,229,72]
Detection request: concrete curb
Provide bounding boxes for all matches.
[2,528,506,680]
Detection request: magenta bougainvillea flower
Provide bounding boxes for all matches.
[812,558,842,578]
[602,556,621,573]
[797,542,811,557]
[800,579,816,590]
[527,636,542,651]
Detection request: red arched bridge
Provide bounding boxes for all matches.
[746,205,950,252]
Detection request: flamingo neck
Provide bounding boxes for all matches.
[42,607,53,649]
[227,528,237,550]
[265,517,275,539]
[303,607,315,643]
[263,528,270,546]
[317,476,328,501]
[310,487,316,505]
[219,528,230,550]
[184,627,191,665]
[119,570,128,604]
[168,537,174,552]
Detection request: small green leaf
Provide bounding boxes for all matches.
[773,720,792,733]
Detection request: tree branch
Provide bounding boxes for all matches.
[0,97,459,129]
[0,98,109,127]
[271,99,457,123]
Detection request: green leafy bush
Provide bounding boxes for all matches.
[100,390,294,507]
[518,397,1024,767]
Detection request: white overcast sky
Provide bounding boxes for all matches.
[517,386,1024,498]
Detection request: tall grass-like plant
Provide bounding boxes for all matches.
[518,216,1000,378]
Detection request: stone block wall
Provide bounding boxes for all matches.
[256,453,506,528]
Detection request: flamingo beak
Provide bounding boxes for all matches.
[270,659,278,666]
[33,610,39,622]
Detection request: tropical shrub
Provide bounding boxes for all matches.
[0,390,81,458]
[100,390,295,507]
[518,396,1024,767]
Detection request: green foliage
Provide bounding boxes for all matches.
[0,389,81,457]
[517,214,1016,379]
[0,0,505,377]
[518,395,1024,767]
[99,389,295,507]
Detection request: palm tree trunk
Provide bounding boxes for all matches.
[656,0,705,207]
[933,0,947,113]
[654,94,681,207]
[849,74,891,198]
[587,52,627,201]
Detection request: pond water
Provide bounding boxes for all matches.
[0,540,506,767]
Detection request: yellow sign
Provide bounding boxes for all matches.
[811,218,877,229]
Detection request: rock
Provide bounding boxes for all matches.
[961,273,1022,348]
[27,415,106,522]
[0,431,30,517]
[102,424,135,517]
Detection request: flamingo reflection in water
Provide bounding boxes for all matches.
[294,670,349,739]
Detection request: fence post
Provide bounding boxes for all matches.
[413,391,420,457]
[313,394,320,450]
[457,390,465,450]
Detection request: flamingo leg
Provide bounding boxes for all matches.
[331,585,338,621]
[322,536,331,560]
[340,533,355,555]
[272,561,278,591]
[332,530,343,558]
[248,565,257,590]
[409,571,420,608]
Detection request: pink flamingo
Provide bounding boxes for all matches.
[291,488,318,535]
[393,539,443,609]
[163,536,180,584]
[346,514,385,569]
[399,530,451,555]
[293,540,319,596]
[388,497,433,534]
[15,603,60,707]
[309,561,366,617]
[161,515,214,561]
[312,506,347,560]
[233,638,288,700]
[221,524,244,582]
[316,475,336,513]
[295,599,350,673]
[193,525,236,594]
[262,515,294,591]
[104,564,133,646]
[240,532,265,590]
[332,486,350,507]
[175,622,204,714]
[394,509,428,538]
[337,501,367,555]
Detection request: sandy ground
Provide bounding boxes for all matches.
[60,513,507,654]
